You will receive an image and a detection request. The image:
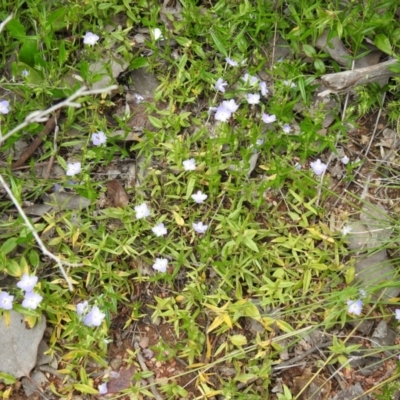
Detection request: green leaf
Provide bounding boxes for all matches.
[0,372,17,385]
[230,334,247,346]
[242,236,259,252]
[58,40,67,67]
[73,384,98,394]
[130,57,148,69]
[148,115,163,128]
[303,44,316,57]
[6,259,22,277]
[19,39,39,67]
[185,176,196,199]
[209,30,227,57]
[1,238,17,255]
[46,8,66,30]
[6,19,26,39]
[374,34,393,56]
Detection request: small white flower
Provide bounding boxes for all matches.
[21,69,29,77]
[17,274,38,292]
[183,158,196,171]
[341,156,350,165]
[395,309,400,320]
[259,81,268,96]
[152,223,168,237]
[91,131,107,146]
[294,163,302,170]
[76,301,89,317]
[152,258,168,273]
[225,57,238,66]
[152,28,163,40]
[215,78,228,93]
[256,138,264,146]
[0,100,10,114]
[310,159,327,176]
[84,306,105,327]
[282,124,291,133]
[247,93,260,105]
[222,99,239,113]
[66,162,81,176]
[193,221,208,234]
[191,190,207,204]
[134,93,144,103]
[262,113,276,124]
[135,203,150,219]
[341,225,352,236]
[98,383,108,395]
[283,80,296,88]
[347,299,363,316]
[22,292,43,310]
[0,292,14,310]
[83,32,99,45]
[242,73,259,85]
[214,105,232,122]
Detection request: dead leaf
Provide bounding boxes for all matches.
[107,365,136,394]
[139,336,149,349]
[106,180,129,208]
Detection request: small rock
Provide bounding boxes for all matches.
[345,222,371,251]
[22,370,47,397]
[331,382,371,400]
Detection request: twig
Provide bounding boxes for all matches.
[133,342,163,400]
[43,115,60,179]
[0,172,78,290]
[11,110,60,169]
[0,14,13,34]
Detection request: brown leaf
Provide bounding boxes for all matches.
[107,366,136,394]
[106,180,129,208]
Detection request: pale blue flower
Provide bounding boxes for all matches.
[214,105,232,122]
[193,221,208,234]
[183,158,196,171]
[84,306,105,327]
[98,383,108,395]
[22,292,43,310]
[0,292,14,310]
[341,156,349,165]
[22,69,29,77]
[260,81,268,96]
[242,73,259,85]
[310,159,327,176]
[395,309,400,320]
[225,57,238,67]
[262,113,276,123]
[66,162,81,176]
[17,274,38,292]
[76,301,89,318]
[215,78,228,93]
[91,131,107,146]
[152,223,168,237]
[222,99,239,113]
[347,299,363,316]
[0,100,10,114]
[282,124,291,133]
[247,93,260,105]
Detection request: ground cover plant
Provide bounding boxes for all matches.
[1,0,400,398]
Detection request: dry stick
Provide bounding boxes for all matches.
[11,109,60,169]
[0,172,76,290]
[133,342,163,400]
[44,116,60,179]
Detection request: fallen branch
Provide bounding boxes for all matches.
[320,59,397,93]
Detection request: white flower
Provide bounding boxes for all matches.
[341,225,352,236]
[294,163,302,170]
[214,105,232,122]
[66,162,81,176]
[98,383,108,395]
[0,292,13,310]
[0,100,10,114]
[17,274,38,292]
[76,301,89,318]
[341,156,350,165]
[222,99,239,113]
[247,93,260,105]
[310,159,327,176]
[262,113,276,124]
[193,221,208,234]
[283,80,296,88]
[152,258,168,273]
[152,223,168,237]
[215,78,228,93]
[83,32,99,45]
[282,124,291,133]
[256,138,264,146]
[152,28,163,40]
[91,131,107,146]
[259,81,268,96]
[347,299,363,316]
[183,158,196,171]
[84,306,105,327]
[242,73,259,85]
[21,69,29,77]
[134,93,144,103]
[395,309,400,320]
[191,190,207,204]
[135,203,150,219]
[22,292,43,310]
[225,57,239,66]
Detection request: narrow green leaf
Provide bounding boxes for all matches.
[73,384,98,394]
[1,238,17,255]
[6,19,26,39]
[148,115,163,128]
[374,33,393,55]
[210,30,227,57]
